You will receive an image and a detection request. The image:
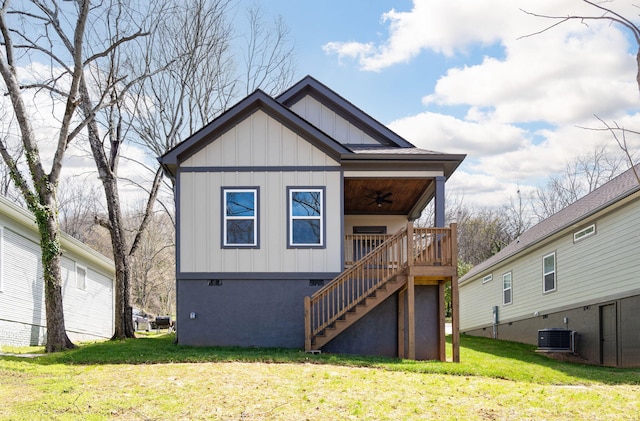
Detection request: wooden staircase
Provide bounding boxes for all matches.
[312,275,407,349]
[304,227,412,352]
[304,224,458,355]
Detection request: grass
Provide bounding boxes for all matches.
[1,334,639,420]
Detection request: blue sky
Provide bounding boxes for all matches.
[247,0,640,209]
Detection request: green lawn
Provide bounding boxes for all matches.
[1,334,639,420]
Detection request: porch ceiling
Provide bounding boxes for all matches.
[344,178,433,215]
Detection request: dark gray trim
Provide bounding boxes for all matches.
[339,171,345,270]
[181,166,341,173]
[177,272,341,280]
[435,176,445,227]
[176,169,182,274]
[353,226,387,234]
[286,186,327,249]
[174,170,182,343]
[220,186,260,249]
[277,75,414,148]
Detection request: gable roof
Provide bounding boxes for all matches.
[460,165,640,284]
[0,195,115,275]
[160,76,465,179]
[159,89,351,177]
[277,75,415,148]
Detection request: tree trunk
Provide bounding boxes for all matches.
[79,78,135,339]
[102,174,135,339]
[36,192,75,352]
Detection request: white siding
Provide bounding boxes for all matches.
[460,198,640,330]
[344,215,407,235]
[182,109,340,168]
[1,227,45,328]
[180,170,342,273]
[289,95,383,146]
[0,224,113,347]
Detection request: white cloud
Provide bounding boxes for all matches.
[389,111,528,156]
[325,0,640,209]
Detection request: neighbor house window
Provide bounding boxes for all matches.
[288,187,324,247]
[482,274,493,284]
[76,265,86,290]
[543,252,556,293]
[503,272,512,305]
[573,224,596,243]
[223,188,258,247]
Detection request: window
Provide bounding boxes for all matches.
[76,265,86,290]
[543,252,556,293]
[503,272,512,305]
[482,274,493,284]
[288,188,324,247]
[573,224,596,243]
[223,188,258,247]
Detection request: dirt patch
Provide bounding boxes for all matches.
[538,351,598,365]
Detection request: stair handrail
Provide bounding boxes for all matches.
[305,227,409,348]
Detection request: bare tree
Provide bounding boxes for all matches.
[80,0,295,338]
[0,0,94,352]
[58,179,102,242]
[532,146,627,220]
[1,0,156,348]
[456,206,514,266]
[522,0,640,175]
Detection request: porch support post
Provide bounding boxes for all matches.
[398,288,406,359]
[435,176,445,227]
[304,296,311,352]
[438,280,446,361]
[407,275,415,360]
[451,223,460,362]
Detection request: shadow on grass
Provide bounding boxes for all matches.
[4,333,639,385]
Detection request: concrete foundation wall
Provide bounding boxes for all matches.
[177,279,441,359]
[462,293,640,367]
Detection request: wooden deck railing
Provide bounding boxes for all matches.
[344,234,392,266]
[305,224,454,351]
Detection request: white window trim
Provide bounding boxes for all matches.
[76,264,87,291]
[482,273,493,284]
[223,188,258,247]
[542,252,556,293]
[503,271,512,305]
[288,188,324,248]
[573,223,596,243]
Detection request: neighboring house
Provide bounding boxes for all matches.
[160,76,465,360]
[459,166,640,367]
[0,195,115,347]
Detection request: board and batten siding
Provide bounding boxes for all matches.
[182,109,341,168]
[460,197,640,331]
[289,95,383,145]
[179,109,342,274]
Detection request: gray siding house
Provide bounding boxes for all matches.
[160,76,465,360]
[0,195,115,347]
[459,166,640,367]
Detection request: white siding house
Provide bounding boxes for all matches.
[0,195,115,347]
[459,166,640,367]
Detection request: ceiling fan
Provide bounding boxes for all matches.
[367,191,393,207]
